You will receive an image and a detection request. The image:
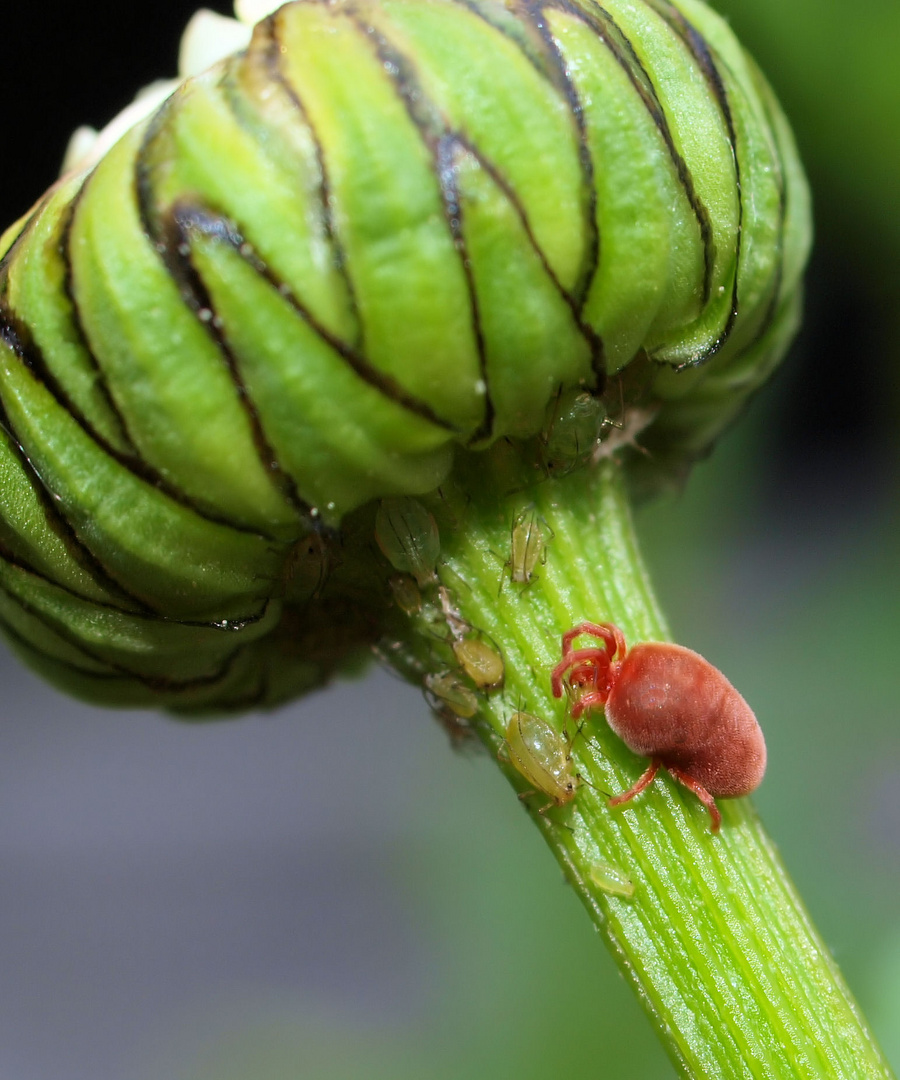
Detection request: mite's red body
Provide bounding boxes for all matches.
[551,623,766,832]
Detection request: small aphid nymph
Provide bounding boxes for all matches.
[508,507,552,585]
[551,622,765,832]
[388,573,422,616]
[425,671,479,720]
[589,861,636,899]
[502,710,578,812]
[452,637,505,690]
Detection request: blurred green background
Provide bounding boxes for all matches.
[1,0,899,1076]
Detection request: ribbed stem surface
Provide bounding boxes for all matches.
[405,451,892,1079]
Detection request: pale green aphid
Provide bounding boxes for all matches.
[452,637,505,689]
[508,507,553,585]
[539,387,607,476]
[375,497,441,587]
[503,710,579,811]
[388,573,422,616]
[589,861,636,899]
[425,670,479,720]
[0,0,810,710]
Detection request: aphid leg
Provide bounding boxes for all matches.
[608,759,661,809]
[535,797,576,831]
[516,789,572,826]
[666,766,722,833]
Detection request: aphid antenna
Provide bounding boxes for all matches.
[563,715,587,746]
[575,773,609,799]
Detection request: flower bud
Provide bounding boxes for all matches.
[0,0,810,709]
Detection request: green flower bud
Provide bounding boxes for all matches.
[0,0,810,710]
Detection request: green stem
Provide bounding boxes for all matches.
[397,449,892,1080]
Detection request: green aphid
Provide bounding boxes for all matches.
[589,861,636,899]
[375,497,440,587]
[502,710,579,812]
[425,670,479,719]
[539,388,607,476]
[452,636,505,690]
[508,507,553,585]
[388,573,423,616]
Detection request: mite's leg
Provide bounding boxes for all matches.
[550,646,610,698]
[667,765,722,833]
[561,622,624,660]
[608,759,661,809]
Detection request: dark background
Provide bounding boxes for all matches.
[2,2,900,1077]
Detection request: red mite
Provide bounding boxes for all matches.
[550,622,766,832]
